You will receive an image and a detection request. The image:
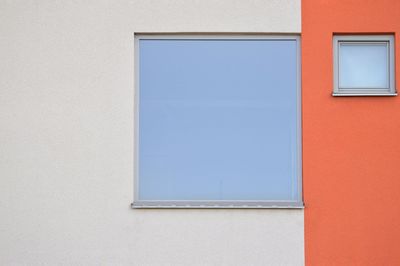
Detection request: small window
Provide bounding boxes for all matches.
[133,35,302,208]
[333,35,396,96]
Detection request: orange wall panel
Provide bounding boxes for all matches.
[302,0,400,265]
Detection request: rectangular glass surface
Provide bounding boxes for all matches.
[339,43,389,89]
[138,38,299,201]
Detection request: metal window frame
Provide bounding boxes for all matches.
[132,34,303,209]
[333,35,397,96]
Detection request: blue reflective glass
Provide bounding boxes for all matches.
[138,38,299,201]
[339,43,389,89]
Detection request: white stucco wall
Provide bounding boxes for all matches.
[0,1,303,265]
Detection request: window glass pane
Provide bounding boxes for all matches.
[138,39,299,201]
[339,43,388,89]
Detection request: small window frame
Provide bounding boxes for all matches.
[333,35,396,96]
[132,34,303,209]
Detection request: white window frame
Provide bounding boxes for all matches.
[132,34,303,209]
[333,35,396,96]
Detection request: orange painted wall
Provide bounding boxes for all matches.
[302,0,400,265]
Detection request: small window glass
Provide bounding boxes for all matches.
[333,35,396,96]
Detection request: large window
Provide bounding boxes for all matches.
[133,35,302,208]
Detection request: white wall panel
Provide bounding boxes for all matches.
[0,1,303,265]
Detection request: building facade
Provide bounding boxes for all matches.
[1,0,399,265]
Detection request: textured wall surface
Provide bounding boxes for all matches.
[0,1,303,265]
[302,0,400,265]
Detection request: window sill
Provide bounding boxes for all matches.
[131,201,305,209]
[332,92,397,97]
